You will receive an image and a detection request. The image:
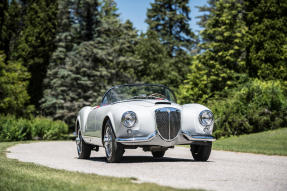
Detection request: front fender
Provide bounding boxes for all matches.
[107,104,156,139]
[181,104,214,136]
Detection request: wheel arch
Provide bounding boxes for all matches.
[101,113,117,144]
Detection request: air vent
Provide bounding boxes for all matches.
[155,102,171,105]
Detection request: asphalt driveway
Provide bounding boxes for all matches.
[7,141,287,191]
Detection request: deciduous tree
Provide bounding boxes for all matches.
[244,0,287,81]
[0,52,33,116]
[178,0,247,103]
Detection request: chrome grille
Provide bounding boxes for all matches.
[155,107,181,140]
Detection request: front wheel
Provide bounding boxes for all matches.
[190,142,212,161]
[103,120,124,163]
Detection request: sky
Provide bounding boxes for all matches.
[115,0,208,34]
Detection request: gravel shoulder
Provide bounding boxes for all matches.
[7,141,287,191]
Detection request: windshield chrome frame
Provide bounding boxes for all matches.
[101,84,177,105]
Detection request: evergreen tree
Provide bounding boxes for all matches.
[40,0,75,117]
[196,0,216,37]
[135,31,170,85]
[0,0,9,56]
[244,0,287,81]
[74,0,101,42]
[12,0,58,109]
[41,0,102,124]
[145,0,196,89]
[178,0,247,104]
[0,52,32,116]
[146,0,196,54]
[91,18,140,84]
[43,0,141,126]
[0,0,22,59]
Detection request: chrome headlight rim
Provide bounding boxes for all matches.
[121,111,137,128]
[199,110,214,126]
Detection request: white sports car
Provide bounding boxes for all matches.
[75,84,215,163]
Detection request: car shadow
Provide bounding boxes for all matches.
[87,155,213,163]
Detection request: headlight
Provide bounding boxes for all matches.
[199,110,214,126]
[121,111,137,128]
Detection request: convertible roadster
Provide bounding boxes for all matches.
[75,84,215,163]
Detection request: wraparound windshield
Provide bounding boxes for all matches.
[102,84,176,105]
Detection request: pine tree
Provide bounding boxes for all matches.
[12,0,58,109]
[40,0,75,117]
[178,0,247,104]
[43,0,141,126]
[0,0,9,55]
[0,0,22,59]
[41,0,103,118]
[74,0,101,41]
[92,0,141,85]
[146,0,196,54]
[196,0,216,39]
[145,0,196,89]
[135,30,170,85]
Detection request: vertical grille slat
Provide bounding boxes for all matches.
[155,107,181,140]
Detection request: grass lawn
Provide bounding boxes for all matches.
[0,142,202,191]
[213,128,287,156]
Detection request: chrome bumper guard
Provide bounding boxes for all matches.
[182,131,216,142]
[115,131,157,143]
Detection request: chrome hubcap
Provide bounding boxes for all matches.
[104,126,113,159]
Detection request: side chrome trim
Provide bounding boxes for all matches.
[116,131,157,143]
[182,131,216,142]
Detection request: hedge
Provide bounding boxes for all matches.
[0,115,68,141]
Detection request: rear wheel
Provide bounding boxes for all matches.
[76,131,92,159]
[152,151,165,158]
[190,142,212,161]
[103,120,124,163]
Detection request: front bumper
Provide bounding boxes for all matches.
[115,130,215,146]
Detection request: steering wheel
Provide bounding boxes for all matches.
[148,93,167,100]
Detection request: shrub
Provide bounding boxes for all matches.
[0,115,32,141]
[0,115,68,141]
[31,117,68,140]
[209,79,287,138]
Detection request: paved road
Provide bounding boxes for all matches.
[7,141,287,191]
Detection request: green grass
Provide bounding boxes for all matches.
[213,128,287,156]
[0,142,202,191]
